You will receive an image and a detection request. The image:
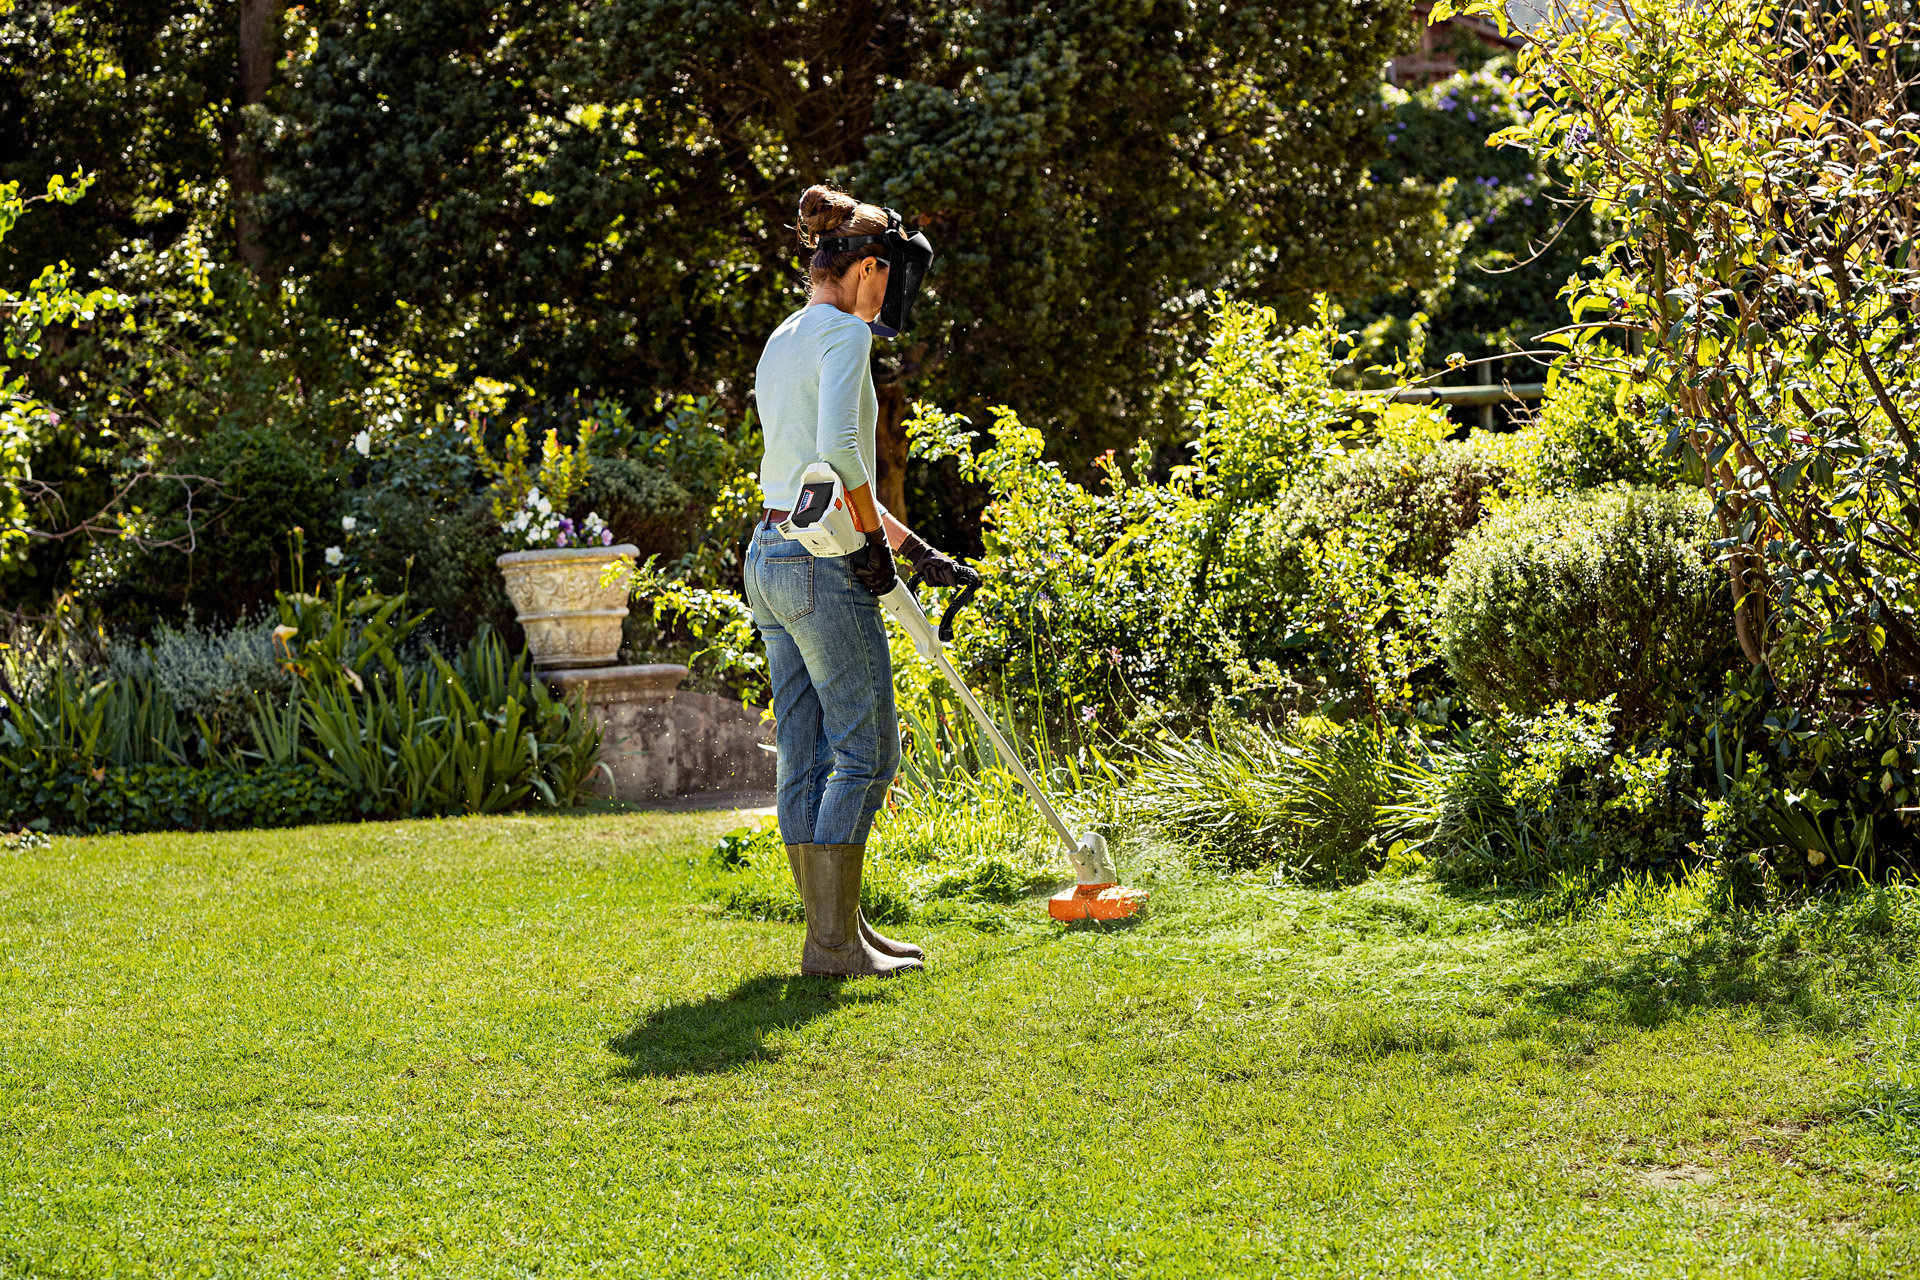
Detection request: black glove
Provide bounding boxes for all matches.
[898,530,980,590]
[914,547,981,591]
[849,528,897,596]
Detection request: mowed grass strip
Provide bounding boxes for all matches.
[0,813,1913,1278]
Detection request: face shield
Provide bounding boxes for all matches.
[816,208,934,338]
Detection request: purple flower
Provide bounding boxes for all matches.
[1486,176,1498,186]
[556,531,569,547]
[1523,197,1534,206]
[1485,212,1496,224]
[1467,111,1477,122]
[1081,706,1097,723]
[600,528,614,546]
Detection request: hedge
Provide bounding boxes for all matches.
[2,758,350,836]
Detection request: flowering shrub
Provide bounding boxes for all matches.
[469,415,602,551]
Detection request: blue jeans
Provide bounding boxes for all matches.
[744,521,900,846]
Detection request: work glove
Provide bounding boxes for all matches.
[849,528,898,596]
[913,547,982,591]
[898,530,980,590]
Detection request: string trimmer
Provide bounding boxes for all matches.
[878,577,1148,923]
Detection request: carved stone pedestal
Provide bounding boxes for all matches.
[542,664,776,802]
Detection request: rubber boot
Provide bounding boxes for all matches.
[796,843,921,977]
[786,844,923,961]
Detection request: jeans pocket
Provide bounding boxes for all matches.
[756,552,814,623]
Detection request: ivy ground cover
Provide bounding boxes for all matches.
[1,813,1916,1277]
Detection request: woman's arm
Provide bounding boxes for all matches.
[842,483,916,553]
[846,482,978,589]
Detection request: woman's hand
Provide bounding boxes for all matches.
[912,547,981,590]
[895,529,981,589]
[850,529,898,595]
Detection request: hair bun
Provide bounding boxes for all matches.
[797,184,859,248]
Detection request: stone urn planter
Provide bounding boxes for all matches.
[495,544,640,669]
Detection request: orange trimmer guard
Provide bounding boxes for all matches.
[1049,882,1149,923]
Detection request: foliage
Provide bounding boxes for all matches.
[0,585,607,832]
[470,413,607,551]
[0,171,128,566]
[1353,63,1600,385]
[1133,716,1396,884]
[102,612,289,745]
[1296,436,1513,579]
[244,0,1451,461]
[916,300,1396,725]
[277,589,607,818]
[1497,356,1679,496]
[1386,700,1699,887]
[1,668,188,769]
[1459,0,1920,699]
[1439,486,1731,734]
[1689,672,1920,889]
[0,758,347,837]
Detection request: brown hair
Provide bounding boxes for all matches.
[797,184,888,285]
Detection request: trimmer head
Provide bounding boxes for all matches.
[1048,833,1149,923]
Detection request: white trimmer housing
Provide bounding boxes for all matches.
[776,461,866,557]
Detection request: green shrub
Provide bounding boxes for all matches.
[582,457,692,564]
[1133,716,1394,884]
[1300,436,1512,579]
[2,758,348,836]
[1438,486,1730,734]
[1687,676,1920,890]
[278,592,607,818]
[1497,361,1676,496]
[1,587,608,831]
[1385,700,1699,888]
[104,614,289,747]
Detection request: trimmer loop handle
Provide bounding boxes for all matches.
[905,571,981,644]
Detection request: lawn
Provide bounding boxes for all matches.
[2,810,1916,1278]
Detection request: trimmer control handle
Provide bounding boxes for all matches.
[905,572,981,644]
[939,579,979,644]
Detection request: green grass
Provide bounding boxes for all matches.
[2,813,1917,1277]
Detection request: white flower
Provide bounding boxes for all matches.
[353,430,372,457]
[341,515,357,532]
[324,545,344,566]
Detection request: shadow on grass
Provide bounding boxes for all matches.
[1419,878,1865,1035]
[607,973,893,1078]
[1523,934,1844,1032]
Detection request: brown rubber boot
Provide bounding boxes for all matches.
[860,910,924,961]
[797,843,922,977]
[787,844,923,961]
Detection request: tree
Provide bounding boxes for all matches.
[2,0,1457,607]
[1348,60,1601,393]
[260,0,1453,509]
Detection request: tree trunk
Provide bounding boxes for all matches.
[229,0,278,273]
[875,381,909,522]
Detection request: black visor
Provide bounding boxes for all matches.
[816,208,934,338]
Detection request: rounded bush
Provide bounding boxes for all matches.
[1438,486,1731,732]
[1307,437,1512,578]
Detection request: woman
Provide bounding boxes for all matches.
[746,185,977,978]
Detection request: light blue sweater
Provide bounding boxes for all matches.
[753,305,878,511]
